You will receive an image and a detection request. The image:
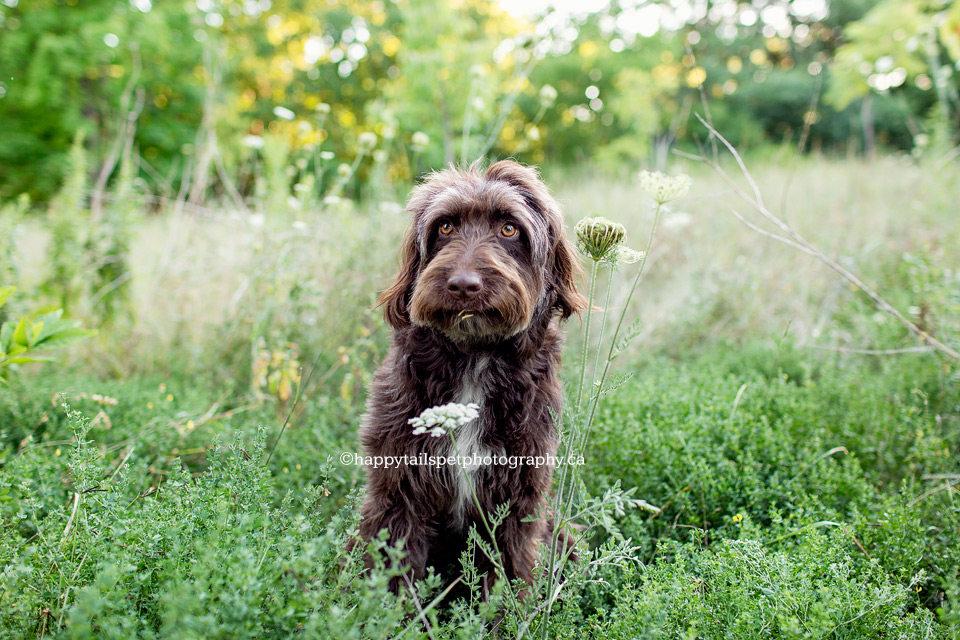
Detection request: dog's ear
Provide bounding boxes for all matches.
[378,170,458,329]
[485,160,587,318]
[377,222,419,329]
[549,220,588,318]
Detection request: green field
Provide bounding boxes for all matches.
[2,156,959,638]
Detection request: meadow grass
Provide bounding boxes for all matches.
[1,155,959,638]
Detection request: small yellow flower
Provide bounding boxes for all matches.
[147,402,153,409]
[55,448,61,456]
[166,394,173,402]
[186,420,195,431]
[639,170,692,204]
[732,513,743,523]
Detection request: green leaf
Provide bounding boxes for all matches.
[2,344,27,358]
[0,286,14,310]
[31,309,66,341]
[0,320,12,353]
[1,355,53,365]
[35,326,97,350]
[26,319,44,346]
[10,317,29,348]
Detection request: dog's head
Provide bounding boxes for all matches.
[378,160,586,343]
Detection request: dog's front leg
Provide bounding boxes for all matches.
[357,488,433,594]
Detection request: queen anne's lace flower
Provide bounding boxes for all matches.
[409,402,480,437]
[611,246,644,265]
[575,217,626,262]
[411,131,430,151]
[638,170,692,204]
[357,132,378,151]
[539,84,558,107]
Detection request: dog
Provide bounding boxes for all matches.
[355,159,586,596]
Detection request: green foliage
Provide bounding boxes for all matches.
[4,0,959,203]
[2,339,957,637]
[0,287,95,383]
[592,529,943,639]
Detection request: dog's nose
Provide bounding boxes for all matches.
[446,272,483,300]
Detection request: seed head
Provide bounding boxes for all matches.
[575,217,626,261]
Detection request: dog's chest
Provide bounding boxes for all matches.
[444,356,499,524]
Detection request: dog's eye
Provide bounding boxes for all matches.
[439,222,454,235]
[500,223,518,238]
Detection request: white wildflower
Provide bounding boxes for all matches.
[409,403,480,437]
[273,106,296,121]
[539,84,558,107]
[638,170,692,205]
[242,135,265,149]
[315,102,331,115]
[357,131,378,151]
[337,163,353,178]
[411,131,429,151]
[610,246,644,265]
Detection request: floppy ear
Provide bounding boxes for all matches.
[485,160,587,319]
[376,223,419,329]
[377,169,461,329]
[550,221,588,319]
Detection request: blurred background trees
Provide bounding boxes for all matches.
[0,0,958,204]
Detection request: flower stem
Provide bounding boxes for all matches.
[574,258,600,421]
[591,264,615,393]
[579,202,663,452]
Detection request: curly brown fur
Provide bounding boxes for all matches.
[355,159,586,596]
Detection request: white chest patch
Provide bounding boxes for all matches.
[445,357,498,526]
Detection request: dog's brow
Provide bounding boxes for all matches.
[479,183,541,230]
[428,189,467,218]
[415,181,549,263]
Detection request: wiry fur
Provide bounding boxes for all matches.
[355,159,586,595]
